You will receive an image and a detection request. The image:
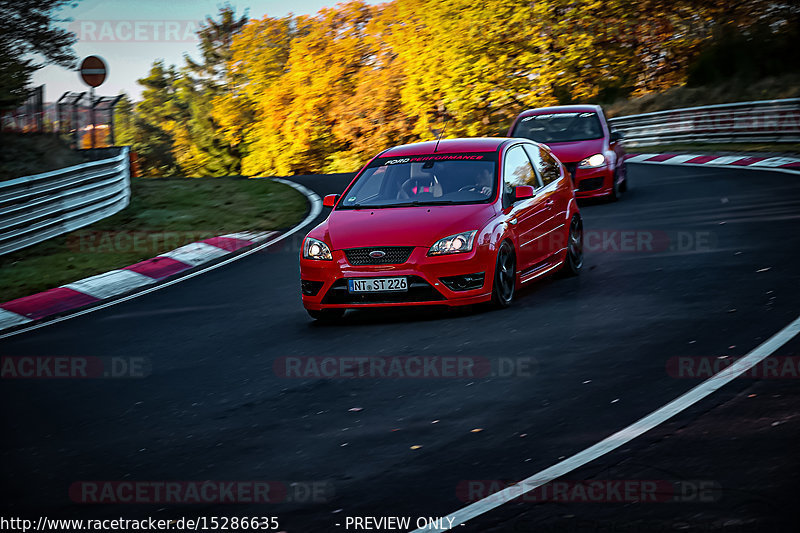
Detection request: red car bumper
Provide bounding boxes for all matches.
[300,246,496,310]
[573,166,614,198]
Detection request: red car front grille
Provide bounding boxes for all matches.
[344,247,414,265]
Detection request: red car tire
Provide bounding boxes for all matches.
[491,241,516,308]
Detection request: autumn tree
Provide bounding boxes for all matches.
[116,62,181,176]
[325,2,417,171]
[171,5,248,176]
[389,0,553,138]
[123,0,795,176]
[0,0,78,108]
[216,14,296,176]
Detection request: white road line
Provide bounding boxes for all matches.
[63,269,155,299]
[656,154,701,164]
[749,156,800,167]
[624,154,659,163]
[705,155,748,165]
[411,314,800,533]
[220,230,277,242]
[159,241,230,266]
[0,309,32,329]
[629,160,800,176]
[0,179,322,340]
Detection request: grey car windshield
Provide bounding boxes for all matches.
[511,112,604,143]
[339,158,497,209]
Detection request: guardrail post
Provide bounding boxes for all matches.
[0,146,132,256]
[608,98,800,148]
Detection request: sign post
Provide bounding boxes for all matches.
[79,56,108,149]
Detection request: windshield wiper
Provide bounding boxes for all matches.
[343,200,462,209]
[390,200,458,207]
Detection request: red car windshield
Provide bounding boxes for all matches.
[511,112,604,143]
[339,154,497,209]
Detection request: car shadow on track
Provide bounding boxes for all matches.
[305,269,573,327]
[307,305,464,327]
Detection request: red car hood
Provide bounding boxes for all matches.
[325,204,496,249]
[545,138,606,164]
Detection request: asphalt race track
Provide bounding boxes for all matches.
[2,164,800,532]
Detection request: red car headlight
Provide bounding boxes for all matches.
[428,231,477,256]
[303,237,332,260]
[579,153,606,168]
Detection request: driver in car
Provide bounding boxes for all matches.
[476,167,493,197]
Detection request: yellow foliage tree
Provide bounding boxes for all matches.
[128,0,790,176]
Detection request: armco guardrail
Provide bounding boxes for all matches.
[0,146,130,256]
[608,98,800,147]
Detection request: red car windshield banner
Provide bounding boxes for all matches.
[371,152,497,167]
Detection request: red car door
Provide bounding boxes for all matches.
[500,144,549,272]
[523,143,572,261]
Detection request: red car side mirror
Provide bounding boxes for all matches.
[323,194,339,208]
[514,186,535,200]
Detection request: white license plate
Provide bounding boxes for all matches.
[348,277,408,293]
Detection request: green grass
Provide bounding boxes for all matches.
[626,142,800,156]
[0,177,307,302]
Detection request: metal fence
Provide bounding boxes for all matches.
[0,147,130,256]
[2,86,122,148]
[56,92,122,149]
[608,98,800,147]
[1,86,45,133]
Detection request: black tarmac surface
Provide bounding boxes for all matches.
[1,164,799,532]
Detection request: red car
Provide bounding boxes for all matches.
[507,105,627,200]
[299,138,583,320]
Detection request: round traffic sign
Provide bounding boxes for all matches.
[80,56,107,88]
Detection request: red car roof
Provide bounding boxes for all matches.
[516,104,602,118]
[380,137,509,157]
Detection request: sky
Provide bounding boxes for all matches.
[33,0,377,102]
